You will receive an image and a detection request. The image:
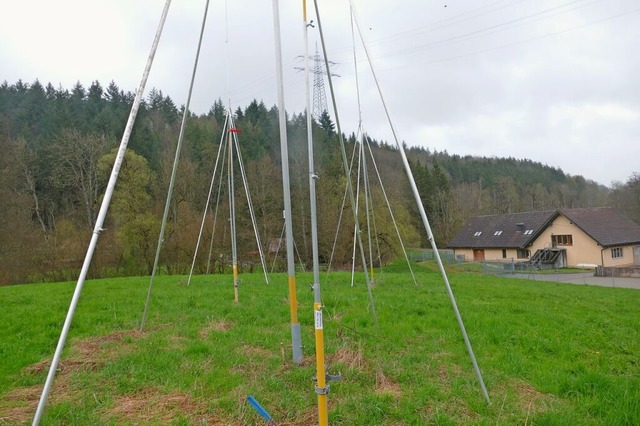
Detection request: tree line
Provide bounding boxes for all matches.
[0,79,631,285]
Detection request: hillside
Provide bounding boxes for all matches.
[1,79,635,285]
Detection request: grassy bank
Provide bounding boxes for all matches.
[1,263,639,424]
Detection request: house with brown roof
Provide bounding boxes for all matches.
[448,208,640,268]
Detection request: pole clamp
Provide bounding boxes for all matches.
[326,372,342,383]
[313,371,342,395]
[315,385,330,395]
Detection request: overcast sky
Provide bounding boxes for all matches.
[1,0,639,187]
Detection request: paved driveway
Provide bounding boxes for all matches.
[507,272,640,290]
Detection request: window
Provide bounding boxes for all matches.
[494,230,503,236]
[611,247,623,259]
[517,249,530,259]
[524,229,534,235]
[502,249,507,258]
[551,234,573,247]
[473,231,482,237]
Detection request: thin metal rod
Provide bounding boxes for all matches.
[324,138,358,281]
[271,221,286,274]
[231,127,270,283]
[141,0,210,330]
[206,129,229,275]
[272,0,303,364]
[313,0,378,328]
[350,137,363,287]
[188,114,229,285]
[348,0,490,404]
[32,2,172,424]
[228,127,239,303]
[362,136,375,281]
[364,138,418,285]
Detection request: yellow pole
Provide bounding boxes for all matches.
[314,303,329,426]
[233,262,239,304]
[304,1,328,424]
[228,128,239,304]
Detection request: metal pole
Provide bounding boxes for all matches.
[141,0,210,330]
[187,114,229,285]
[347,0,490,404]
[313,0,378,328]
[350,139,363,287]
[32,2,172,424]
[228,127,239,303]
[206,133,229,275]
[362,136,375,282]
[363,139,418,285]
[232,130,270,284]
[272,0,303,364]
[303,1,329,424]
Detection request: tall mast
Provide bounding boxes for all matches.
[272,0,303,364]
[303,0,331,424]
[33,2,173,423]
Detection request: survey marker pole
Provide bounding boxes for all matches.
[228,127,239,303]
[303,1,330,424]
[272,0,303,364]
[32,2,172,424]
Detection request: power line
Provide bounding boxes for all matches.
[295,44,340,120]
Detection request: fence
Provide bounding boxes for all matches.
[480,259,563,277]
[595,266,640,278]
[408,249,457,264]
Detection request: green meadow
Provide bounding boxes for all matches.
[1,262,639,425]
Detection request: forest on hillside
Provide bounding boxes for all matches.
[1,79,638,285]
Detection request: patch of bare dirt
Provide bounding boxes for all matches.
[199,319,234,338]
[329,345,365,370]
[435,362,463,384]
[238,344,273,359]
[491,379,557,424]
[0,329,144,424]
[0,385,42,425]
[106,387,229,424]
[375,369,402,398]
[513,380,556,417]
[73,330,143,359]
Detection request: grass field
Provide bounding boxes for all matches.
[1,261,639,425]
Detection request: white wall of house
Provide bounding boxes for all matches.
[530,215,600,267]
[529,215,636,267]
[453,248,523,262]
[601,245,636,267]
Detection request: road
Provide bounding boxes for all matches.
[507,272,640,290]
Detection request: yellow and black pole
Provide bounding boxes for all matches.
[272,0,303,364]
[304,1,331,423]
[228,123,239,304]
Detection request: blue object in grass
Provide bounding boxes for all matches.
[247,395,273,423]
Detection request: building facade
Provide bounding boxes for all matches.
[448,208,640,268]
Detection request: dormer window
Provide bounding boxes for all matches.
[473,231,482,237]
[493,230,503,236]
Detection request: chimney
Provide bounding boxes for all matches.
[516,223,524,232]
